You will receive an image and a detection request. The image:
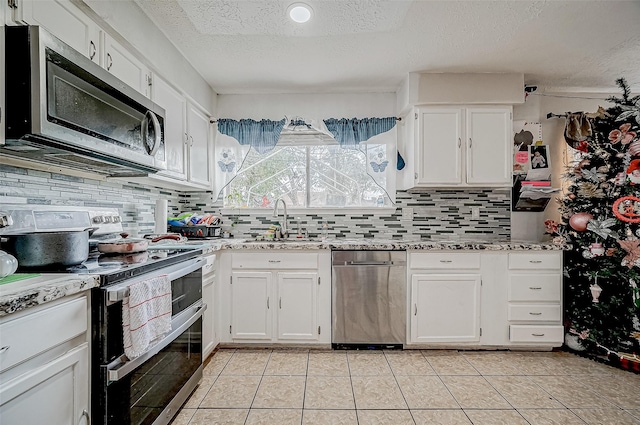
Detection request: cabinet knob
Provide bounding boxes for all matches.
[439,260,453,263]
[529,287,542,290]
[529,260,542,263]
[268,260,281,263]
[529,312,542,316]
[106,53,113,71]
[414,304,417,316]
[531,333,545,337]
[267,297,269,309]
[458,137,461,148]
[468,137,473,148]
[0,346,10,354]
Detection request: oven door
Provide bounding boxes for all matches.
[103,303,204,425]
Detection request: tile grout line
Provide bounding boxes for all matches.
[243,349,272,425]
[345,351,360,425]
[299,350,310,425]
[383,350,417,425]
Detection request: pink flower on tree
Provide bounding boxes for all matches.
[544,219,560,234]
[608,123,637,145]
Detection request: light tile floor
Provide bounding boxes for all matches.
[171,349,640,425]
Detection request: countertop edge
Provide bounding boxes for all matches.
[0,275,100,318]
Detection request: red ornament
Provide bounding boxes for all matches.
[569,212,593,231]
[612,196,640,223]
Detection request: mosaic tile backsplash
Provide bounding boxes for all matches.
[1,165,511,241]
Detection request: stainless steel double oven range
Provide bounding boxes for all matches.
[1,206,205,425]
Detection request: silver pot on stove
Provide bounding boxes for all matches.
[1,228,96,268]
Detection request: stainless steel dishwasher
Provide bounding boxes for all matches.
[332,250,406,349]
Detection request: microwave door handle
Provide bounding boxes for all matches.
[147,111,162,156]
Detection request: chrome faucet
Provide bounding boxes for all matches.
[272,198,288,238]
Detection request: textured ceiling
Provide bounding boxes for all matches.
[132,0,640,94]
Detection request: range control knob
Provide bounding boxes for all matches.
[113,216,122,223]
[103,216,112,223]
[92,216,104,224]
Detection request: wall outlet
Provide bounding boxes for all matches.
[402,207,414,221]
[471,207,480,220]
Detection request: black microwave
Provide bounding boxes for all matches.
[3,26,166,177]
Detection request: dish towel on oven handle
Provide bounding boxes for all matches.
[122,274,172,359]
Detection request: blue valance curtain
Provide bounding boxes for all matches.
[323,117,397,148]
[217,118,286,154]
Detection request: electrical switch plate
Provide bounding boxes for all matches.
[402,207,413,221]
[471,207,480,220]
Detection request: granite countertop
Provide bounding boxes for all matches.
[209,238,567,251]
[0,274,100,318]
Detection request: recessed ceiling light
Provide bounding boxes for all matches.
[288,3,313,23]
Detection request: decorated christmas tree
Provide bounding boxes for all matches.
[547,78,640,368]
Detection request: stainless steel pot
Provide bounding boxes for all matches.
[1,229,93,268]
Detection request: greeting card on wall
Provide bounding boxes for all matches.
[513,121,543,174]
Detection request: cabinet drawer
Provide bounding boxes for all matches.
[409,252,480,269]
[508,304,561,322]
[509,274,561,302]
[0,297,87,373]
[508,252,561,270]
[202,254,216,277]
[232,252,318,269]
[509,325,564,343]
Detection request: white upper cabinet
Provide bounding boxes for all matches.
[151,75,187,181]
[103,33,150,97]
[186,102,213,187]
[410,106,512,188]
[11,0,101,63]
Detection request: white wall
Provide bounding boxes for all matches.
[511,90,616,241]
[81,0,216,113]
[217,92,396,120]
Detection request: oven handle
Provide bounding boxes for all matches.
[106,301,206,383]
[106,257,205,304]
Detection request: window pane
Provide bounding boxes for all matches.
[226,146,307,208]
[309,145,385,208]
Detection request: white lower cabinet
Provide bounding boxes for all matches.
[0,343,89,425]
[411,274,481,343]
[0,293,90,424]
[202,253,217,359]
[277,272,318,341]
[507,252,564,346]
[220,251,330,345]
[231,271,273,340]
[408,250,563,349]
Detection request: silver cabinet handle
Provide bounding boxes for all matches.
[89,41,96,60]
[529,260,542,263]
[529,312,542,316]
[267,297,269,309]
[458,137,461,148]
[106,53,113,71]
[190,135,194,147]
[81,409,90,425]
[469,137,472,148]
[268,260,281,263]
[532,333,545,337]
[414,304,417,316]
[529,287,542,290]
[279,298,282,309]
[185,133,189,144]
[0,346,10,354]
[439,260,453,263]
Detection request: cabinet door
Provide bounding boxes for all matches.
[103,33,150,96]
[151,76,187,180]
[411,274,481,343]
[417,108,463,185]
[13,0,100,63]
[276,272,318,341]
[465,107,511,185]
[202,278,215,358]
[231,272,272,340]
[186,103,212,187]
[0,343,89,425]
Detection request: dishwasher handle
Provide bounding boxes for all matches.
[346,261,395,266]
